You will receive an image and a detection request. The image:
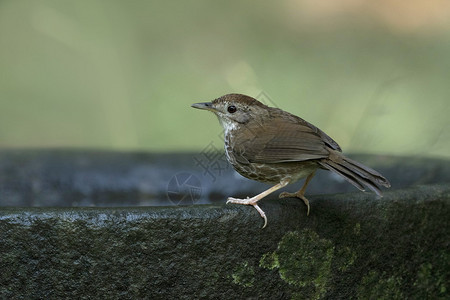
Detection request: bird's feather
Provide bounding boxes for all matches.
[231,108,341,164]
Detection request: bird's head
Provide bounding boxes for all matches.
[191,94,269,132]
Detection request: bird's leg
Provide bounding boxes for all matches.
[227,180,289,228]
[279,171,316,216]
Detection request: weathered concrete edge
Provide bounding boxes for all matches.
[0,184,448,299]
[0,183,448,225]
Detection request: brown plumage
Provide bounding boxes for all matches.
[192,93,390,228]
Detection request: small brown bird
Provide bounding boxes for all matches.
[192,94,390,228]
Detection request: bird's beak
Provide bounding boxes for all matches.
[191,102,216,112]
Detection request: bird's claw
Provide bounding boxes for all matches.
[226,197,268,228]
[226,196,252,205]
[278,192,310,216]
[252,203,268,228]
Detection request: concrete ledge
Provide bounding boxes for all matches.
[1,184,448,299]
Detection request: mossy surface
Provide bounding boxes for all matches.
[0,184,449,299]
[255,184,449,299]
[260,230,335,299]
[231,261,255,287]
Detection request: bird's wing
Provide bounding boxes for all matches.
[232,110,341,164]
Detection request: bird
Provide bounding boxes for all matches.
[191,94,390,228]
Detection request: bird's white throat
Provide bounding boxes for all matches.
[217,115,238,137]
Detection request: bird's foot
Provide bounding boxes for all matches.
[278,191,296,199]
[279,191,310,216]
[227,197,268,228]
[226,196,253,205]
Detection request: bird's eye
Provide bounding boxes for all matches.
[227,105,237,113]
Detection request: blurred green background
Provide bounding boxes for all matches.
[0,0,449,157]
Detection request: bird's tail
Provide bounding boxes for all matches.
[318,151,391,196]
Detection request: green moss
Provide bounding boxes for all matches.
[231,261,255,288]
[259,252,279,270]
[335,246,357,272]
[357,271,404,299]
[413,251,449,299]
[353,223,361,235]
[260,230,335,299]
